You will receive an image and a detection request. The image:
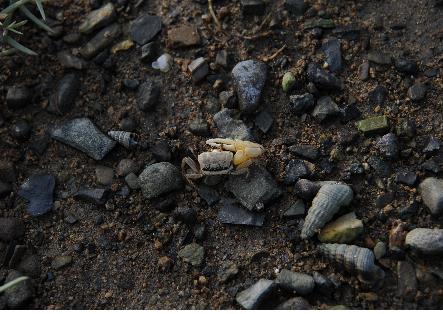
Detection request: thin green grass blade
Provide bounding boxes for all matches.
[19,5,53,33]
[0,276,29,293]
[34,0,46,20]
[1,0,32,15]
[4,35,37,55]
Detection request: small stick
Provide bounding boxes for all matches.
[208,0,222,31]
[261,44,287,62]
[241,30,273,40]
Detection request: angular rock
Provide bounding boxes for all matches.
[284,159,311,184]
[368,51,391,65]
[140,41,158,62]
[178,243,204,266]
[423,137,440,154]
[367,156,391,178]
[116,159,139,177]
[288,93,315,115]
[322,37,342,72]
[236,279,276,310]
[3,270,34,309]
[95,166,114,185]
[397,261,417,301]
[137,80,160,111]
[289,144,319,160]
[50,118,116,160]
[394,58,418,75]
[283,199,305,218]
[215,50,228,68]
[408,83,427,102]
[395,171,417,186]
[189,117,209,136]
[231,60,267,114]
[213,109,253,140]
[358,61,369,81]
[318,212,363,244]
[188,57,209,83]
[197,185,220,206]
[167,24,200,47]
[18,175,55,216]
[218,202,265,226]
[74,188,110,205]
[48,73,81,115]
[0,218,25,242]
[368,85,388,106]
[357,115,389,135]
[307,62,343,90]
[57,51,87,70]
[219,262,239,283]
[225,165,281,210]
[138,162,183,200]
[80,24,120,59]
[129,14,162,45]
[276,297,312,310]
[312,96,340,122]
[405,228,443,255]
[377,133,399,160]
[6,86,31,109]
[254,110,273,133]
[419,178,443,215]
[79,3,116,34]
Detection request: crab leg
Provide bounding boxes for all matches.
[206,138,236,151]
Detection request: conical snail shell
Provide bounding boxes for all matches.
[108,131,139,149]
[301,184,353,239]
[318,243,385,283]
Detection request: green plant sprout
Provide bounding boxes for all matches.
[0,0,54,56]
[0,276,29,294]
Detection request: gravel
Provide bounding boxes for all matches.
[138,162,183,200]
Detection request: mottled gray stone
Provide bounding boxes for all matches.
[236,279,276,310]
[129,14,162,45]
[276,269,315,295]
[138,162,183,200]
[213,109,253,140]
[405,228,443,255]
[80,24,120,59]
[419,177,443,216]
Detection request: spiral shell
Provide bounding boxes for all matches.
[108,131,139,149]
[318,243,385,283]
[301,184,353,239]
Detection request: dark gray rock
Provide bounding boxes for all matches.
[284,0,306,15]
[322,37,342,72]
[10,120,31,140]
[419,178,443,215]
[0,218,24,242]
[189,117,209,136]
[283,199,305,218]
[397,261,417,301]
[395,171,417,186]
[213,109,253,140]
[16,255,40,278]
[129,14,162,45]
[138,162,183,200]
[225,165,281,210]
[236,279,276,310]
[188,57,209,83]
[116,159,139,177]
[312,96,340,122]
[367,156,391,178]
[313,271,334,297]
[423,137,440,154]
[284,159,311,184]
[231,60,267,114]
[215,50,228,68]
[368,85,388,105]
[95,166,114,185]
[307,63,343,90]
[255,111,273,133]
[422,160,440,174]
[48,73,81,115]
[408,83,427,102]
[405,228,443,255]
[173,207,197,225]
[241,0,266,15]
[123,79,139,89]
[80,23,120,59]
[6,86,31,109]
[276,269,315,295]
[125,173,140,190]
[198,185,220,206]
[294,179,340,200]
[289,144,319,160]
[3,270,34,309]
[74,188,110,205]
[140,41,158,62]
[137,80,160,111]
[119,117,137,132]
[219,90,237,109]
[18,175,55,216]
[50,118,116,160]
[218,202,265,226]
[358,61,369,81]
[276,297,312,310]
[396,119,416,138]
[368,51,391,65]
[340,103,361,123]
[377,133,399,160]
[394,58,418,75]
[57,51,87,70]
[288,93,315,115]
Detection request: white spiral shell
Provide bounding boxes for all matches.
[301,184,353,239]
[108,131,139,149]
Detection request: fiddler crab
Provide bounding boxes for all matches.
[181,138,265,185]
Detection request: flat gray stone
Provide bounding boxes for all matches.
[218,202,265,226]
[50,118,115,160]
[236,279,276,310]
[18,175,55,216]
[231,60,267,114]
[129,14,162,45]
[276,269,315,295]
[419,177,443,216]
[138,162,183,200]
[213,109,253,140]
[225,165,281,210]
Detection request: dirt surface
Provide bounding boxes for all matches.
[1,0,443,310]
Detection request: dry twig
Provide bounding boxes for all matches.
[208,0,222,31]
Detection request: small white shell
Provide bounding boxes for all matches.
[108,131,139,149]
[301,184,353,239]
[152,53,173,73]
